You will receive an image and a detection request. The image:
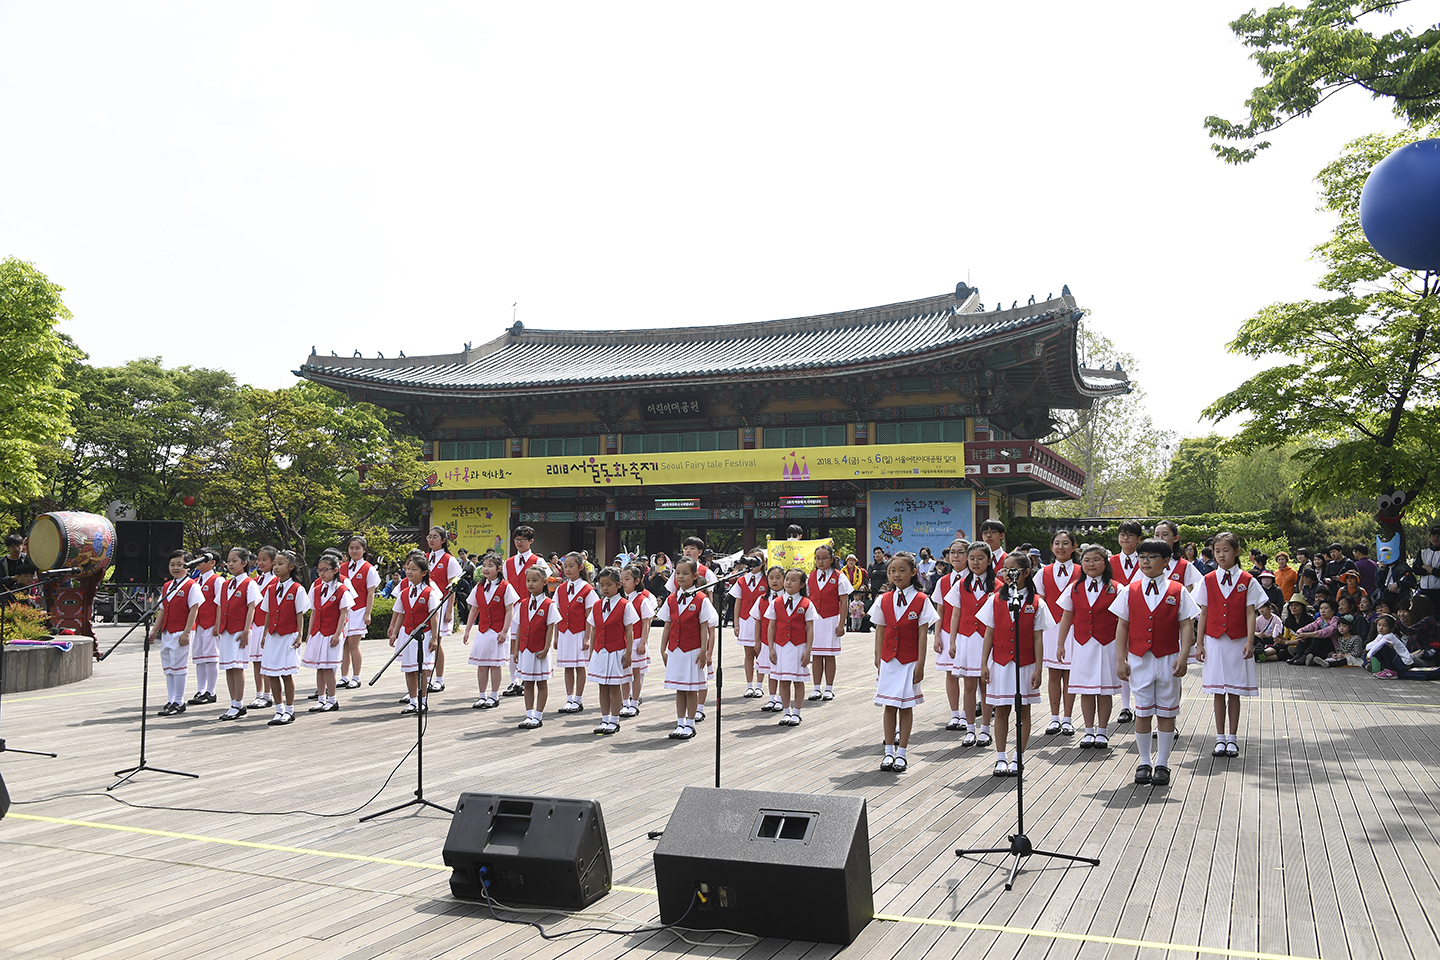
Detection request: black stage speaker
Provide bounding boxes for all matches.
[443,793,611,909]
[0,771,9,819]
[113,521,185,584]
[653,786,873,945]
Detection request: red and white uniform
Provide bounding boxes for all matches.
[1108,576,1199,718]
[728,570,768,647]
[1057,575,1122,695]
[662,592,715,691]
[343,558,380,635]
[763,592,818,683]
[158,577,204,677]
[807,567,853,657]
[302,578,356,670]
[190,570,223,665]
[869,587,937,709]
[1036,560,1080,670]
[627,589,658,674]
[665,562,715,595]
[504,551,547,637]
[395,580,440,673]
[943,572,993,678]
[217,575,261,671]
[249,571,276,663]
[260,578,312,677]
[586,593,640,684]
[977,588,1054,707]
[1194,566,1267,697]
[515,593,562,682]
[931,569,960,672]
[466,577,520,668]
[1110,551,1140,585]
[748,591,779,674]
[1165,556,1203,590]
[554,578,597,669]
[427,549,464,635]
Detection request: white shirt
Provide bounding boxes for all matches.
[1108,577,1200,622]
[866,587,940,628]
[466,578,520,609]
[974,588,1056,632]
[763,592,820,623]
[1191,567,1271,610]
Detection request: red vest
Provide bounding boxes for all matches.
[1040,562,1077,623]
[956,575,991,636]
[267,580,302,636]
[1069,579,1119,645]
[557,580,593,633]
[1203,569,1253,639]
[222,576,255,632]
[666,594,704,652]
[989,592,1039,667]
[427,550,455,594]
[1127,579,1184,657]
[310,580,347,638]
[592,596,630,653]
[162,579,195,633]
[472,579,509,633]
[399,582,437,636]
[1111,553,1139,585]
[517,596,553,653]
[734,573,766,622]
[807,569,842,618]
[346,559,374,603]
[252,572,274,627]
[880,589,927,664]
[1167,557,1191,584]
[628,590,653,640]
[505,553,540,598]
[195,572,220,630]
[936,572,957,636]
[770,594,812,646]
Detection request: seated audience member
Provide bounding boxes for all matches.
[1291,598,1339,665]
[1397,598,1439,663]
[1368,614,1440,679]
[1254,602,1285,661]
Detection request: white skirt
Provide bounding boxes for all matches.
[249,624,266,662]
[811,614,843,656]
[517,648,553,682]
[301,631,343,670]
[735,614,757,645]
[587,648,629,684]
[933,628,956,672]
[556,629,588,669]
[1042,623,1073,670]
[261,632,301,676]
[191,625,219,664]
[159,632,190,676]
[986,660,1041,707]
[770,643,808,683]
[663,645,707,690]
[346,607,368,636]
[217,631,249,671]
[952,630,985,678]
[755,639,773,674]
[397,628,436,673]
[874,658,923,709]
[467,629,507,668]
[1068,639,1120,695]
[1127,651,1181,718]
[1201,634,1259,697]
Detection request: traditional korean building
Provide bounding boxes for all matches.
[298,283,1127,560]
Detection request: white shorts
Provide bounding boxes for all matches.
[1042,624,1073,671]
[1201,634,1259,697]
[1128,651,1182,718]
[467,629,508,668]
[587,648,629,685]
[874,658,923,709]
[556,630,588,669]
[769,643,808,683]
[986,659,1041,707]
[1068,639,1120,695]
[217,631,249,671]
[249,624,266,662]
[191,625,219,664]
[933,629,956,672]
[159,632,190,677]
[811,614,843,657]
[345,607,368,636]
[952,630,985,678]
[397,628,436,674]
[261,632,301,677]
[663,646,707,691]
[517,648,553,682]
[301,632,342,670]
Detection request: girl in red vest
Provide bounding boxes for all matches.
[339,535,380,690]
[1036,530,1080,736]
[752,565,785,713]
[502,526,546,697]
[1155,520,1202,590]
[945,542,997,747]
[870,553,937,772]
[979,553,1051,777]
[462,553,518,710]
[389,552,441,716]
[807,544,852,701]
[248,546,277,710]
[1110,520,1144,725]
[728,550,769,699]
[660,559,715,739]
[302,554,356,714]
[765,567,817,727]
[587,567,639,735]
[186,551,224,707]
[931,539,969,732]
[514,564,562,729]
[1055,544,1122,748]
[260,550,312,726]
[1193,532,1267,759]
[149,550,202,717]
[619,563,656,718]
[217,547,261,721]
[424,527,464,694]
[554,552,597,714]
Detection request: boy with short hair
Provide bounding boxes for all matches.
[502,525,548,696]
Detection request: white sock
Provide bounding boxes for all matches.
[981,724,991,734]
[1098,726,1108,738]
[1087,727,1096,736]
[885,743,895,756]
[231,700,242,709]
[1137,733,1152,766]
[1051,714,1061,723]
[996,750,1006,762]
[896,746,907,759]
[824,684,833,694]
[951,710,963,720]
[1156,732,1174,766]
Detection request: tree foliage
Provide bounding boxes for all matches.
[0,258,80,504]
[1204,126,1440,514]
[1160,436,1227,516]
[1206,1,1440,163]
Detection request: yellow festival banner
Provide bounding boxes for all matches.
[426,443,965,490]
[430,499,511,557]
[765,537,835,575]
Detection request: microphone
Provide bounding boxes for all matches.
[39,567,86,577]
[185,556,205,567]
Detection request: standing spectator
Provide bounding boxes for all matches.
[868,547,891,599]
[917,547,938,589]
[1413,526,1440,611]
[1376,557,1417,608]
[1321,542,1358,596]
[1,533,26,579]
[454,548,477,623]
[1273,551,1299,602]
[1352,543,1378,595]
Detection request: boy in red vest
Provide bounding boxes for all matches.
[187,551,224,706]
[514,565,562,729]
[150,551,202,716]
[1109,519,1143,723]
[1111,537,1199,786]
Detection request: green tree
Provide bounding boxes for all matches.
[1159,435,1226,515]
[1218,442,1307,512]
[1206,1,1440,163]
[1204,126,1440,513]
[0,258,80,505]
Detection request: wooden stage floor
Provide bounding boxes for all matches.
[2,625,1438,960]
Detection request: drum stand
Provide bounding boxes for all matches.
[109,584,199,790]
[0,581,59,758]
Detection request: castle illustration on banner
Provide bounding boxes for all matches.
[781,452,810,481]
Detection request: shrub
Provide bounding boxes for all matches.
[2,603,52,641]
[367,597,395,639]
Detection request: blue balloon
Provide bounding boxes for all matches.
[1359,139,1440,271]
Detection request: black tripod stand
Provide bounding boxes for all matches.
[360,583,456,822]
[956,592,1098,890]
[0,579,60,758]
[109,581,199,790]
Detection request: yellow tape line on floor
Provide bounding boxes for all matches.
[6,813,1328,960]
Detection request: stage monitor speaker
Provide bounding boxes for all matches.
[0,771,9,819]
[653,786,873,945]
[113,521,150,585]
[147,521,184,583]
[443,793,611,909]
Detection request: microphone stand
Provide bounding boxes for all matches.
[110,578,200,789]
[955,591,1098,890]
[360,578,459,822]
[0,579,60,758]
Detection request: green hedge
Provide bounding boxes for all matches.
[367,597,395,639]
[1005,513,1283,558]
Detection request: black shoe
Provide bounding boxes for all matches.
[398,694,412,703]
[1134,764,1153,785]
[307,691,321,700]
[1151,765,1171,786]
[502,682,523,697]
[1116,708,1134,724]
[186,692,207,706]
[171,702,186,715]
[156,702,175,717]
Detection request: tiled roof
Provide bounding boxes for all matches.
[299,290,1118,398]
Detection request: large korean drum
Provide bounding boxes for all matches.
[27,511,116,576]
